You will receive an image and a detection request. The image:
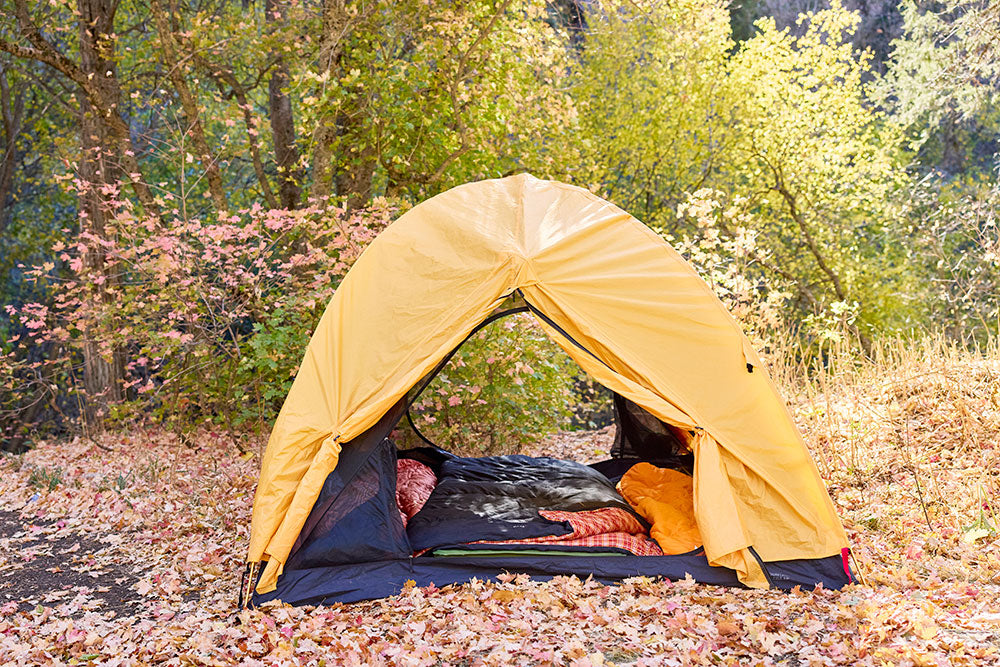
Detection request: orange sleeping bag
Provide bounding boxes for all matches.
[618,463,703,555]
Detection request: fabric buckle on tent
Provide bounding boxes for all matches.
[238,561,260,609]
[746,362,754,373]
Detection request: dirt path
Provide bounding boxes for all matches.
[0,509,142,617]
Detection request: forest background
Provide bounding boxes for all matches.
[0,0,998,454]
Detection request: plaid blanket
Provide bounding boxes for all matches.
[474,507,663,557]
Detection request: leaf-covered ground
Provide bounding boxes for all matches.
[3,355,1000,665]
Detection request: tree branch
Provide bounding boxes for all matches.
[756,147,873,354]
[187,52,280,210]
[769,175,846,302]
[150,0,228,212]
[395,0,514,191]
[749,134,847,302]
[10,0,92,95]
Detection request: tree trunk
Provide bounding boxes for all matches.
[311,123,336,202]
[77,0,126,427]
[309,1,343,202]
[334,119,376,210]
[0,66,25,236]
[266,0,302,210]
[309,0,369,203]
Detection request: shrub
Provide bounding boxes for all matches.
[405,313,580,455]
[2,190,396,436]
[672,189,792,351]
[911,181,1000,342]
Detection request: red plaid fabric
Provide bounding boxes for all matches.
[474,507,664,557]
[539,532,664,557]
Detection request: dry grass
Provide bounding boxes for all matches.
[779,335,1000,588]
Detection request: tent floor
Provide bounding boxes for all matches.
[251,552,851,607]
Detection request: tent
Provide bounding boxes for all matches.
[244,173,853,607]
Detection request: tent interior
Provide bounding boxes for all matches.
[249,293,853,607]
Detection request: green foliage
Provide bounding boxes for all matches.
[231,298,322,429]
[573,1,916,341]
[908,178,1000,340]
[138,1,294,209]
[408,314,579,454]
[571,0,736,224]
[0,58,77,309]
[27,464,62,491]
[885,1,1000,129]
[881,1,1000,174]
[294,0,574,199]
[725,6,915,336]
[1,0,999,445]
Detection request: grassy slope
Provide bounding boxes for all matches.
[1,337,999,665]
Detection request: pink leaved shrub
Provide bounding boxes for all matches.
[1,182,396,436]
